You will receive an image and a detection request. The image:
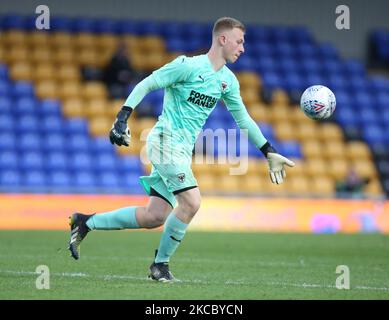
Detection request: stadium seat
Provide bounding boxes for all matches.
[20,151,44,171]
[311,176,334,196]
[89,117,112,137]
[0,170,21,187]
[35,81,58,99]
[10,62,32,81]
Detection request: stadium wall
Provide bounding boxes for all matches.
[1,0,389,60]
[1,194,388,233]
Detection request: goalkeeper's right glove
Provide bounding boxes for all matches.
[109,106,133,147]
[260,142,295,184]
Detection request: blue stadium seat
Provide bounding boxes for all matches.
[39,99,62,117]
[295,43,317,58]
[47,152,69,172]
[0,133,16,152]
[120,156,143,173]
[67,134,91,153]
[134,20,161,36]
[116,20,136,34]
[354,105,377,124]
[289,26,313,44]
[0,170,21,188]
[50,16,73,32]
[71,17,95,33]
[48,171,72,188]
[74,171,97,189]
[299,58,321,75]
[0,115,15,132]
[94,153,118,172]
[363,125,386,145]
[343,59,365,77]
[317,43,339,59]
[20,151,44,171]
[42,133,67,152]
[19,133,42,152]
[69,153,93,171]
[257,122,274,141]
[1,14,26,30]
[255,56,277,73]
[93,18,118,34]
[121,172,143,190]
[91,137,115,154]
[250,42,273,57]
[0,80,11,97]
[274,42,295,58]
[0,64,8,80]
[0,151,18,170]
[14,97,37,115]
[278,58,299,74]
[278,141,302,158]
[335,106,359,127]
[24,170,47,188]
[18,115,40,133]
[64,118,89,135]
[0,97,12,115]
[12,81,35,98]
[283,73,305,91]
[98,172,120,188]
[347,76,368,93]
[165,38,186,52]
[376,92,389,109]
[368,75,389,94]
[41,116,65,134]
[160,22,184,39]
[261,72,283,90]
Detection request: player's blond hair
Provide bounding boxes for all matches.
[212,17,246,36]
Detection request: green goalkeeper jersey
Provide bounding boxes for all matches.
[125,54,267,154]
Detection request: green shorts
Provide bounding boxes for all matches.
[139,130,198,207]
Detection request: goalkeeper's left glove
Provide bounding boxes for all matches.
[260,142,295,184]
[109,106,132,147]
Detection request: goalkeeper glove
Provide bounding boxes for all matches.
[109,106,133,147]
[260,142,295,184]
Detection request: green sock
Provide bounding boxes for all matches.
[155,213,188,263]
[86,206,139,230]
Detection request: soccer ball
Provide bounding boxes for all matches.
[300,85,336,120]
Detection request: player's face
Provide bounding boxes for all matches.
[221,28,245,63]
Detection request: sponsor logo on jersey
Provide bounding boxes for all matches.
[187,90,218,108]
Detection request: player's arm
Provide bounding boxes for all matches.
[109,75,160,146]
[223,78,295,184]
[109,55,192,147]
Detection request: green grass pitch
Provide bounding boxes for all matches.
[1,230,389,299]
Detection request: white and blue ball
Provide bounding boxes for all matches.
[300,85,336,120]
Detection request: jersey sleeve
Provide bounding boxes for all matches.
[222,75,268,149]
[152,55,193,88]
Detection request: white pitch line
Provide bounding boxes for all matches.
[1,269,389,292]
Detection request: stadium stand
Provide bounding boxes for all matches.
[0,14,386,197]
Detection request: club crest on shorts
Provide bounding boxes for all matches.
[177,173,186,183]
[221,81,227,93]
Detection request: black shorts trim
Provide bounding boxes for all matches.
[173,185,198,195]
[150,187,173,208]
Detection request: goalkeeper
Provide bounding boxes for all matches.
[68,17,295,282]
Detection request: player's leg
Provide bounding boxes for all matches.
[68,180,173,260]
[149,187,201,282]
[68,195,172,260]
[135,189,173,228]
